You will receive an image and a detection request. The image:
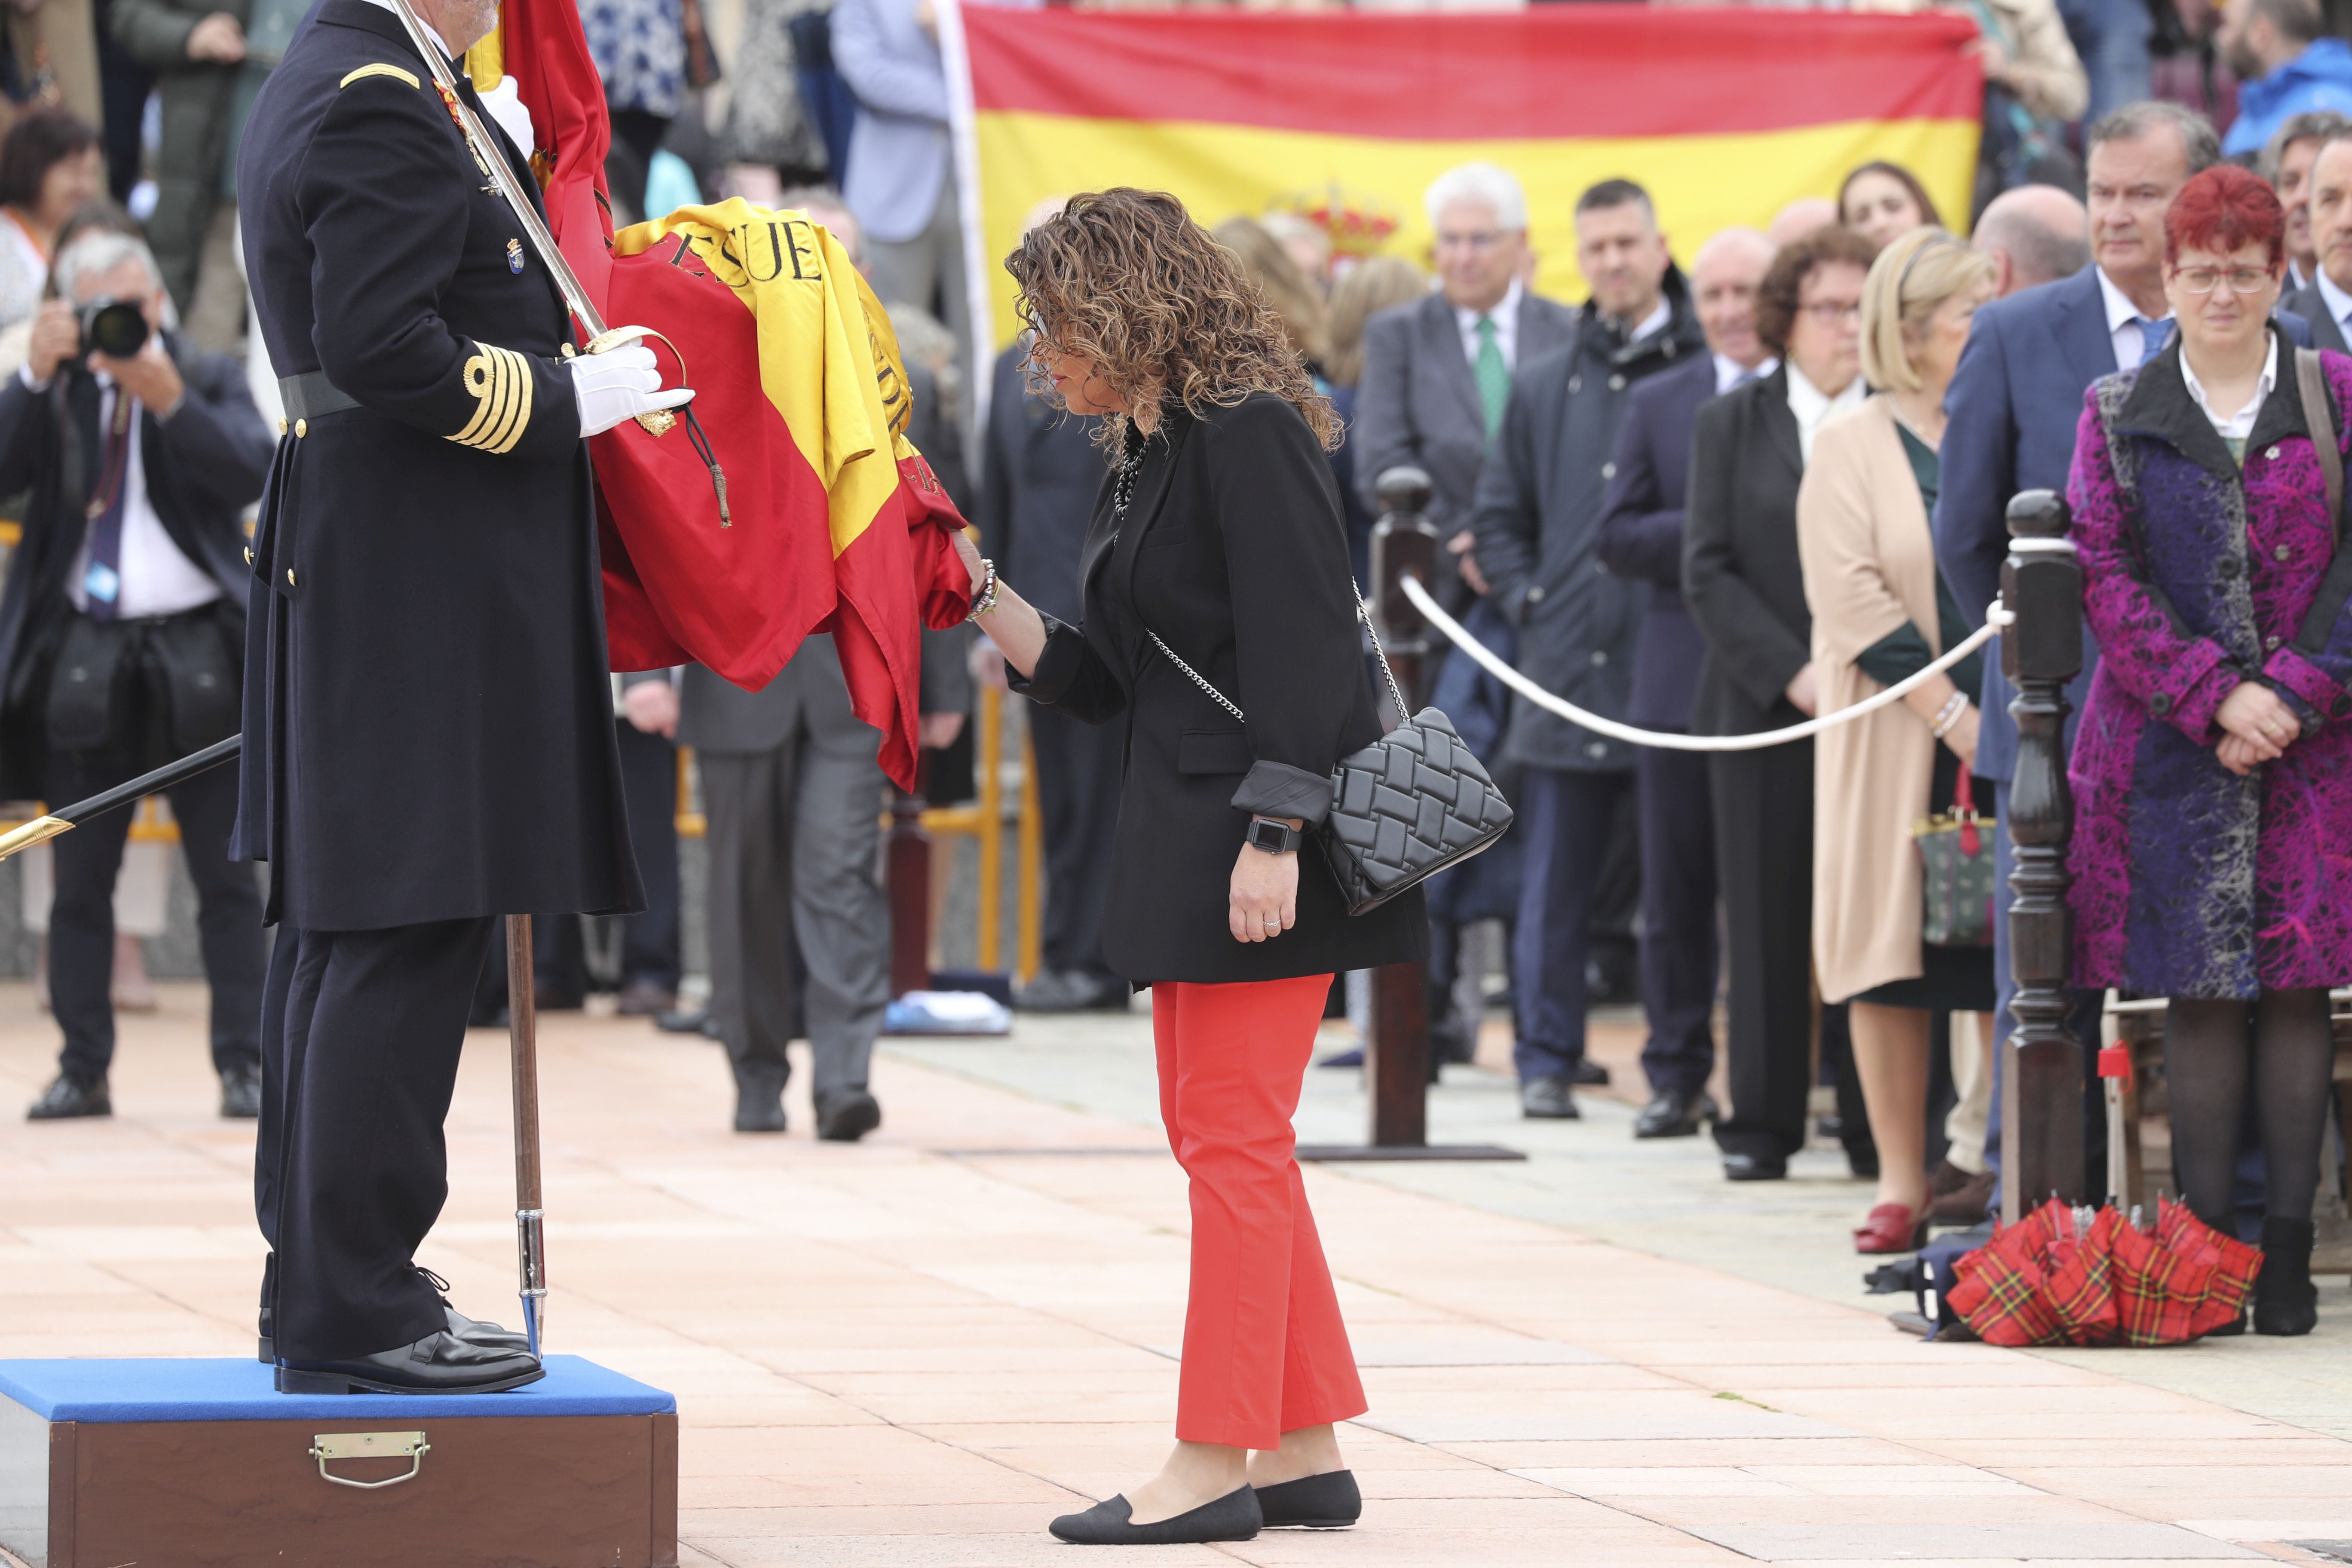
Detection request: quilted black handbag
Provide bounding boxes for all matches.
[1144,606,1515,915]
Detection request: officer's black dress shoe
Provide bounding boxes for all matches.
[1721,1151,1787,1182]
[1254,1469,1361,1528]
[1634,1087,1718,1139]
[816,1088,882,1142]
[276,1330,543,1395]
[219,1063,262,1120]
[1567,1058,1611,1087]
[259,1275,530,1363]
[1520,1076,1579,1119]
[27,1075,109,1120]
[1049,1486,1262,1544]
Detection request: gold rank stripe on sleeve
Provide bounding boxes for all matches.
[451,343,534,455]
[338,63,420,90]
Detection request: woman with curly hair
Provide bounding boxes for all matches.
[958,187,1426,1546]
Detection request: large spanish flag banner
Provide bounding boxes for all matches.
[946,3,1982,353]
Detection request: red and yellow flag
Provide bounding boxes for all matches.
[951,4,1982,345]
[594,203,973,792]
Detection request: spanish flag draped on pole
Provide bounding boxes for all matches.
[943,3,1982,366]
[466,0,972,791]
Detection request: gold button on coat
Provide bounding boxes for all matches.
[287,569,297,586]
[294,419,307,438]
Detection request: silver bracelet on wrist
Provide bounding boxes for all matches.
[1931,690,1969,738]
[965,557,1000,622]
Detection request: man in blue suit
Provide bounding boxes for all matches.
[1596,224,1775,1140]
[1935,101,2310,1199]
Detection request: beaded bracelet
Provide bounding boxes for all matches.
[965,557,1000,622]
[1930,690,1969,738]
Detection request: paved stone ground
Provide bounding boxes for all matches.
[3,983,2349,1567]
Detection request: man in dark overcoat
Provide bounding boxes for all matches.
[233,0,686,1394]
[1471,178,1703,1121]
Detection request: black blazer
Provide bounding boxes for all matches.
[1011,394,1427,984]
[0,334,274,798]
[1598,349,1716,730]
[1681,365,1813,738]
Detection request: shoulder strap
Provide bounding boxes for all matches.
[2296,346,2342,544]
[1145,600,1411,729]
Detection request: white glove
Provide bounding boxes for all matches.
[572,342,695,438]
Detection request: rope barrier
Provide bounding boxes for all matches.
[1400,574,2009,753]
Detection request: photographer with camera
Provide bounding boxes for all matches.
[0,227,275,1121]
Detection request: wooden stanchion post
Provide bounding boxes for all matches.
[887,757,932,997]
[2000,488,2086,1222]
[1297,466,1522,1165]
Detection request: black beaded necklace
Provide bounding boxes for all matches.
[1109,419,1152,542]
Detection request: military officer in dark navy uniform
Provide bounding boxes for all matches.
[233,0,689,1393]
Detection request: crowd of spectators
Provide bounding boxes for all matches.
[0,0,2344,1315]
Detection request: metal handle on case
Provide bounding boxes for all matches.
[309,1430,431,1489]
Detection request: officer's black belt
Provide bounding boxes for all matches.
[278,371,361,421]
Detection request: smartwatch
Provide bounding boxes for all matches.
[1245,816,1302,855]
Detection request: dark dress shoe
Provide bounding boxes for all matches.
[27,1075,109,1120]
[1927,1163,1994,1225]
[1317,1046,1366,1069]
[615,979,678,1017]
[276,1330,543,1395]
[1568,1058,1611,1087]
[816,1088,882,1142]
[1013,970,1128,1012]
[656,1006,715,1035]
[260,1283,528,1363]
[1520,1076,1579,1119]
[1254,1469,1361,1528]
[219,1063,262,1120]
[1634,1088,1717,1139]
[1049,1485,1262,1545]
[1721,1151,1787,1182]
[735,1086,786,1133]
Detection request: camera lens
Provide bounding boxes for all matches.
[79,300,149,359]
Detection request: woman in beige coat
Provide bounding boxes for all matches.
[1798,227,1999,1257]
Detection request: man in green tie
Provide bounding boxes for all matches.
[1469,178,1704,1121]
[1354,162,1574,604]
[1351,161,1575,1072]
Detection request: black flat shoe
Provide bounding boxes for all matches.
[1048,1485,1261,1545]
[1254,1469,1361,1529]
[276,1330,543,1394]
[2254,1216,2319,1337]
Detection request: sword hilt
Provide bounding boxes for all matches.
[583,325,688,438]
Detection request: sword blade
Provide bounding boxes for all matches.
[384,0,609,341]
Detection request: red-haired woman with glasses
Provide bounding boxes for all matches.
[2066,162,2352,1336]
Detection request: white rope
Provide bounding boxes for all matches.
[1400,574,2009,753]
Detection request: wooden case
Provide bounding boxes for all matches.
[0,1356,677,1567]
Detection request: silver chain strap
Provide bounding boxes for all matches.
[1115,423,1413,729]
[1145,601,1412,728]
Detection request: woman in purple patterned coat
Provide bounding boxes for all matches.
[2065,163,2347,1337]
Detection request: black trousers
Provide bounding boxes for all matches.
[46,738,265,1085]
[1512,767,1633,1082]
[1635,742,1718,1100]
[255,916,498,1363]
[1029,704,1122,980]
[1709,742,1822,1162]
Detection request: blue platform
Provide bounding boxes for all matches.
[0,1354,674,1423]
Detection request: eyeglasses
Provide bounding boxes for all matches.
[2173,266,2275,295]
[1799,300,1863,325]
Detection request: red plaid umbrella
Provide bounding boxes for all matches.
[1948,1198,2260,1348]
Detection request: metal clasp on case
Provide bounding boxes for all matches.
[309,1430,431,1489]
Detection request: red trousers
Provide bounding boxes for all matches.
[1153,974,1367,1450]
